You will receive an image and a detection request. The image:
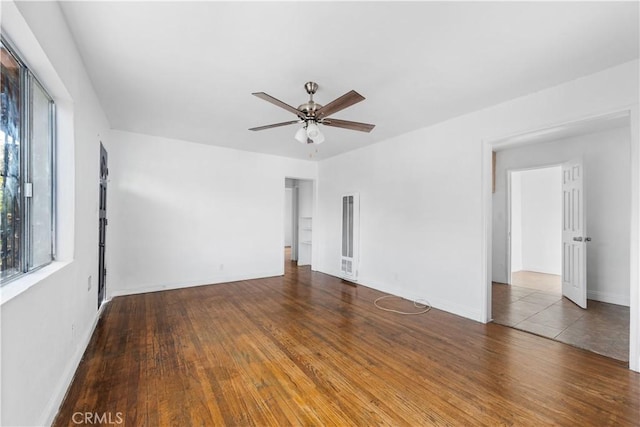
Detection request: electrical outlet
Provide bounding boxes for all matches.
[71,323,76,340]
[88,275,92,291]
[219,263,224,271]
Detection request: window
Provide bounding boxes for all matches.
[1,37,55,284]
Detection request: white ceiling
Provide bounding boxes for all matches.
[59,1,639,161]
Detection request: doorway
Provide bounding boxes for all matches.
[485,111,634,365]
[98,143,108,308]
[284,178,314,268]
[508,166,562,293]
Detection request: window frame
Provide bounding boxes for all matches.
[1,35,56,285]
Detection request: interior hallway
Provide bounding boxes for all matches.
[493,271,630,362]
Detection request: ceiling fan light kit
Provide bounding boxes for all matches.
[294,120,325,144]
[310,127,325,144]
[306,122,320,138]
[250,81,375,145]
[294,127,307,144]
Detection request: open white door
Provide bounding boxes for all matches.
[562,160,587,308]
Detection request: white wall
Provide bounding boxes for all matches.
[316,60,638,323]
[513,167,562,276]
[284,188,293,246]
[0,1,111,426]
[510,172,523,272]
[494,128,631,305]
[107,130,317,296]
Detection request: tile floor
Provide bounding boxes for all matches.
[492,271,629,362]
[511,270,562,293]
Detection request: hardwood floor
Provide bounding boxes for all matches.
[54,259,639,426]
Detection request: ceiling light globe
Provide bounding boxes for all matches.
[306,122,321,139]
[312,131,325,144]
[294,127,307,143]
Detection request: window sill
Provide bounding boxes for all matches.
[0,261,72,306]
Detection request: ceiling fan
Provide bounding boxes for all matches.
[249,82,375,144]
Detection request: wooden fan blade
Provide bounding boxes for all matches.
[252,92,305,118]
[322,118,375,133]
[249,120,299,131]
[316,90,365,119]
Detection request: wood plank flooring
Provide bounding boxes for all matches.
[54,260,639,426]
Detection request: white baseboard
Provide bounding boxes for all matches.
[366,279,483,322]
[587,290,630,307]
[316,268,484,322]
[109,270,283,298]
[42,302,107,426]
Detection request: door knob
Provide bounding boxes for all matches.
[573,237,583,242]
[585,237,592,242]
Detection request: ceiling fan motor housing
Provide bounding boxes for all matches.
[298,101,322,118]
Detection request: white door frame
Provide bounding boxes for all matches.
[481,108,639,372]
[506,171,513,285]
[291,186,299,261]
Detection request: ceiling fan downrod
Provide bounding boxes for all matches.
[299,82,321,119]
